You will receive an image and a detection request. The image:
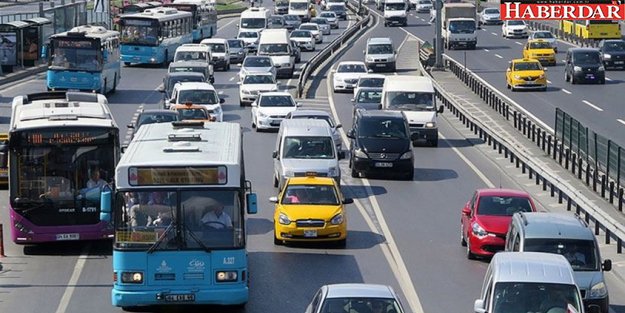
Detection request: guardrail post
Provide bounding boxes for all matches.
[550,182,555,197]
[618,237,622,254]
[605,228,611,245]
[576,203,581,215]
[542,177,547,191]
[553,139,558,160]
[536,172,540,185]
[586,164,591,185]
[567,198,572,211]
[601,175,607,198]
[595,221,600,235]
[0,224,4,257]
[547,135,552,155]
[504,146,508,159]
[610,181,615,204]
[571,153,577,175]
[522,117,527,135]
[522,162,526,174]
[513,111,517,129]
[529,167,533,179]
[558,189,563,204]
[593,170,598,192]
[619,188,624,212]
[578,158,583,179]
[564,149,570,170]
[558,142,564,165]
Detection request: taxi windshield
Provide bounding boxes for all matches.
[514,62,541,71]
[529,42,552,49]
[533,31,554,39]
[281,184,339,205]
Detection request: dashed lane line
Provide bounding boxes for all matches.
[515,41,523,45]
[618,119,625,126]
[562,89,572,94]
[582,100,603,111]
[494,54,503,59]
[491,32,497,36]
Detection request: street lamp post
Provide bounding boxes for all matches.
[433,0,443,70]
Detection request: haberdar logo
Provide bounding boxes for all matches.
[500,0,625,20]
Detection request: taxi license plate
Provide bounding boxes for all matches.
[375,162,393,168]
[165,294,195,302]
[56,233,79,241]
[304,230,317,238]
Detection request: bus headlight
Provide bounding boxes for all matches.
[121,272,144,284]
[330,213,344,225]
[279,213,291,225]
[590,282,608,298]
[216,271,238,282]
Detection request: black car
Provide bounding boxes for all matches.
[564,48,605,84]
[158,72,206,108]
[598,39,625,70]
[347,110,417,180]
[127,109,179,141]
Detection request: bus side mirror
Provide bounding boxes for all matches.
[41,44,49,59]
[100,187,112,223]
[246,193,258,214]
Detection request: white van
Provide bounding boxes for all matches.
[258,29,295,78]
[289,0,311,22]
[381,75,443,146]
[173,44,213,64]
[272,119,345,189]
[200,38,230,71]
[384,0,408,27]
[239,7,271,32]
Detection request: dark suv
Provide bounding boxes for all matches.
[564,48,605,84]
[347,110,417,180]
[598,39,625,70]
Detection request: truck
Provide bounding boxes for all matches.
[442,2,477,50]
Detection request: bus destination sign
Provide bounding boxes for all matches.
[129,166,227,186]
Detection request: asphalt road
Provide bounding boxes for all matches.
[0,3,625,313]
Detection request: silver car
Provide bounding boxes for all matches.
[227,39,247,64]
[351,87,383,116]
[283,14,302,30]
[529,30,558,52]
[239,56,277,82]
[290,30,316,51]
[311,17,331,35]
[319,11,339,29]
[304,284,407,313]
[285,109,343,150]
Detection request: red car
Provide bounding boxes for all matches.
[460,189,537,259]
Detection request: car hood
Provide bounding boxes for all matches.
[281,158,339,172]
[573,270,604,291]
[604,50,625,56]
[513,69,545,77]
[403,111,436,124]
[242,83,279,92]
[278,204,343,221]
[335,72,366,80]
[384,10,407,17]
[292,37,313,43]
[368,53,395,59]
[475,215,511,235]
[359,137,409,154]
[258,106,297,115]
[483,13,500,18]
[507,25,527,30]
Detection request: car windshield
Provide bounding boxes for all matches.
[329,5,346,12]
[244,75,275,84]
[508,20,525,26]
[529,42,552,49]
[359,78,385,87]
[313,18,327,24]
[385,3,406,10]
[282,136,335,159]
[359,118,408,139]
[290,2,308,9]
[320,298,403,313]
[177,108,209,120]
[205,43,226,53]
[271,17,284,25]
[356,90,382,103]
[484,8,499,14]
[492,282,582,313]
[259,95,294,107]
[174,51,208,62]
[291,115,334,127]
[476,196,533,216]
[368,44,393,54]
[227,40,243,48]
[419,0,431,4]
[449,20,476,33]
[603,41,625,51]
[514,62,541,71]
[169,66,207,75]
[300,25,318,31]
[385,91,434,111]
[244,57,272,67]
[178,89,219,104]
[291,30,311,38]
[281,184,339,205]
[238,31,259,38]
[166,75,205,94]
[337,64,367,73]
[533,31,554,39]
[523,239,599,271]
[320,13,335,18]
[137,113,179,128]
[284,15,300,21]
[259,43,289,55]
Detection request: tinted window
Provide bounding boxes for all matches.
[492,282,581,313]
[174,51,208,62]
[385,91,434,111]
[385,3,406,10]
[227,40,243,48]
[368,44,394,54]
[281,184,338,205]
[484,8,499,14]
[259,95,295,107]
[291,115,334,127]
[356,90,382,103]
[205,43,226,53]
[178,108,209,120]
[337,64,367,73]
[300,25,318,31]
[476,196,533,216]
[282,136,335,159]
[137,113,179,128]
[238,31,259,38]
[358,117,408,139]
[244,57,272,67]
[166,75,205,94]
[603,41,625,51]
[513,62,541,71]
[178,89,219,104]
[529,42,552,49]
[359,78,385,87]
[319,298,402,313]
[291,30,312,37]
[508,20,525,26]
[533,31,554,39]
[523,239,599,271]
[243,75,275,84]
[573,51,601,64]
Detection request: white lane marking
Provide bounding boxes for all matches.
[482,28,487,31]
[54,245,90,313]
[494,54,503,59]
[483,48,490,52]
[491,32,497,36]
[606,77,612,81]
[396,34,409,53]
[582,100,603,111]
[0,73,44,92]
[547,80,551,84]
[218,90,224,95]
[617,119,625,126]
[217,19,235,32]
[229,76,234,81]
[515,41,522,45]
[562,89,572,94]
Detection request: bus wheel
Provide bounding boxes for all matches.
[124,62,131,66]
[111,75,117,93]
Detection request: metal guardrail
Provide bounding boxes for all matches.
[434,55,625,253]
[296,2,371,98]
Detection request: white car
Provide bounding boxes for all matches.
[332,61,369,93]
[238,55,277,82]
[285,109,343,150]
[479,7,502,25]
[502,20,528,38]
[304,284,407,313]
[528,30,558,52]
[169,82,224,122]
[290,30,316,51]
[200,38,230,71]
[414,0,432,12]
[237,30,261,53]
[299,23,323,44]
[353,74,386,97]
[311,17,331,35]
[319,11,339,29]
[238,72,279,107]
[251,92,300,131]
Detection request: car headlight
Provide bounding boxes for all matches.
[514,75,522,80]
[574,66,582,72]
[121,272,144,284]
[425,122,436,128]
[281,63,291,68]
[589,282,608,298]
[328,166,338,177]
[539,74,545,79]
[471,222,488,237]
[330,213,344,225]
[366,56,374,62]
[242,89,252,94]
[258,111,268,118]
[354,148,368,158]
[603,54,611,59]
[279,213,291,225]
[216,271,238,282]
[238,51,244,55]
[399,151,413,159]
[598,65,605,71]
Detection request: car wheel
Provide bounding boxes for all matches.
[571,75,577,84]
[273,231,283,245]
[240,99,245,107]
[599,78,606,84]
[460,223,467,246]
[273,174,278,188]
[511,85,516,92]
[124,62,131,66]
[335,239,347,248]
[564,71,569,82]
[351,167,359,178]
[466,238,476,260]
[251,116,256,128]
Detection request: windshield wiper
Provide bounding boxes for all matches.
[147,222,176,254]
[183,222,212,252]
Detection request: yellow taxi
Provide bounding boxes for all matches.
[506,58,547,92]
[522,39,556,66]
[0,133,7,188]
[171,102,216,122]
[270,174,353,247]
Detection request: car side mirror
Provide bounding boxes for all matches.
[268,196,278,203]
[350,98,355,102]
[251,102,257,107]
[335,123,342,129]
[363,49,366,54]
[247,192,258,214]
[342,198,353,204]
[296,102,302,107]
[543,68,548,72]
[157,85,165,92]
[367,69,373,73]
[338,150,345,160]
[462,207,471,216]
[276,81,281,85]
[347,129,355,139]
[237,81,242,85]
[473,299,486,313]
[410,133,419,141]
[331,69,336,73]
[99,187,112,223]
[220,98,225,104]
[602,259,612,271]
[272,151,278,158]
[437,106,444,114]
[127,123,135,129]
[170,99,175,103]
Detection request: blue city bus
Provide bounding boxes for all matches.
[110,121,258,309]
[165,0,218,42]
[119,7,193,66]
[46,25,121,94]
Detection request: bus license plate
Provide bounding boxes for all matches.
[56,233,79,241]
[165,294,195,302]
[304,230,317,238]
[375,162,393,168]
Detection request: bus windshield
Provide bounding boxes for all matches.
[114,190,243,250]
[50,39,102,72]
[240,18,266,29]
[120,19,159,45]
[9,128,116,226]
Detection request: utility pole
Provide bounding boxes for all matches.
[433,0,444,70]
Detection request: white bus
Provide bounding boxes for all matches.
[112,121,258,307]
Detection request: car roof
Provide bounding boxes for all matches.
[512,58,541,63]
[338,61,366,66]
[325,284,395,299]
[289,109,331,117]
[367,37,393,45]
[477,188,531,198]
[169,61,208,68]
[491,252,577,284]
[176,44,210,52]
[515,212,593,240]
[300,23,319,27]
[201,38,227,44]
[259,91,292,97]
[357,109,404,119]
[140,109,178,115]
[174,82,216,91]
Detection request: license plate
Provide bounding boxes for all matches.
[56,233,79,241]
[524,81,534,84]
[376,64,385,67]
[165,294,195,302]
[375,162,393,168]
[304,230,317,238]
[585,75,595,78]
[615,61,624,64]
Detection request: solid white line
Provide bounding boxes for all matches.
[547,80,551,84]
[217,19,235,32]
[562,89,572,94]
[483,48,489,52]
[582,100,603,111]
[606,77,612,81]
[494,54,503,59]
[491,32,497,36]
[482,28,487,31]
[617,119,625,126]
[396,34,409,53]
[54,246,90,313]
[515,41,522,45]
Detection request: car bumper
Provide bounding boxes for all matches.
[511,81,547,89]
[505,31,528,38]
[385,16,407,25]
[603,59,625,68]
[112,286,248,307]
[416,7,431,13]
[482,19,502,24]
[229,54,246,63]
[468,233,506,256]
[240,93,259,103]
[572,71,605,82]
[256,116,284,129]
[449,39,477,47]
[366,60,396,71]
[275,222,346,242]
[583,296,609,313]
[333,81,358,90]
[352,157,414,175]
[298,42,315,51]
[330,21,339,28]
[212,59,229,68]
[409,127,438,142]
